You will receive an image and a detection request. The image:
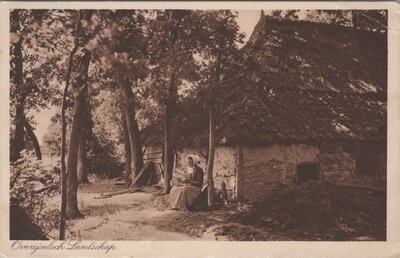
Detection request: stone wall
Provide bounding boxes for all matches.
[321,143,386,189]
[213,147,237,199]
[321,143,357,181]
[239,142,386,202]
[240,144,320,201]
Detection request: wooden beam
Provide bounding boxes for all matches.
[144,151,163,155]
[283,146,287,182]
[143,157,162,161]
[142,145,148,156]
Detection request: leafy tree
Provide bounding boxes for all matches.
[271,10,283,17]
[43,10,148,187]
[42,114,62,156]
[59,10,83,236]
[284,10,300,19]
[194,10,244,208]
[10,9,72,161]
[43,93,123,180]
[267,9,387,32]
[65,14,95,219]
[146,10,202,193]
[89,89,125,178]
[59,9,103,225]
[269,9,300,20]
[305,10,387,32]
[10,9,30,162]
[89,10,149,181]
[9,8,85,239]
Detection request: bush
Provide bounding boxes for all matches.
[10,204,48,240]
[10,150,60,239]
[87,137,123,178]
[230,181,386,240]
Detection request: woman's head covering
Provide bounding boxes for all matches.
[186,154,199,164]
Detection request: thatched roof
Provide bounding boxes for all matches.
[142,16,387,147]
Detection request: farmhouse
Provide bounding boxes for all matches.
[142,15,387,202]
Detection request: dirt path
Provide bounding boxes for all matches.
[48,184,215,240]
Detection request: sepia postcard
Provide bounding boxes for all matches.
[0,1,399,257]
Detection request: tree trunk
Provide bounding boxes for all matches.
[168,146,174,180]
[66,90,85,219]
[77,132,88,184]
[12,104,25,161]
[122,114,132,178]
[23,118,42,160]
[77,104,89,184]
[59,10,82,239]
[10,10,25,162]
[207,102,216,209]
[120,78,144,179]
[161,13,184,194]
[163,71,177,194]
[66,50,91,219]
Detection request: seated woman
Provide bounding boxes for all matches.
[168,155,204,210]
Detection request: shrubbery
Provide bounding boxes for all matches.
[10,150,60,239]
[87,136,123,179]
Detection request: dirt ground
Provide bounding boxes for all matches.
[46,179,385,241]
[48,182,201,240]
[46,179,282,241]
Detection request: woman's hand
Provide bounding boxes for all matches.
[187,181,200,187]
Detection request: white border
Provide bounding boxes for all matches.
[0,2,399,257]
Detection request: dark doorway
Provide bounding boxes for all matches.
[296,163,320,184]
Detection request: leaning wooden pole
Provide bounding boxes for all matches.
[59,11,81,240]
[207,101,216,209]
[163,101,172,194]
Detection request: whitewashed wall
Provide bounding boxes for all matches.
[146,142,383,202]
[174,146,237,200]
